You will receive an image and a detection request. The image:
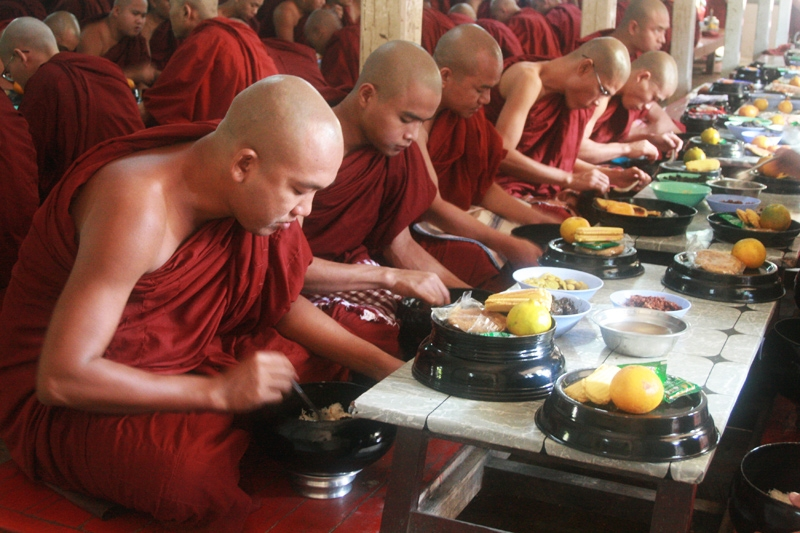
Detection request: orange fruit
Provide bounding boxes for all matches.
[609,366,664,414]
[791,76,800,87]
[778,99,794,113]
[559,216,590,244]
[759,156,787,178]
[760,203,792,231]
[739,104,760,117]
[752,135,772,149]
[731,238,767,269]
[771,114,786,125]
[701,127,720,145]
[754,98,769,111]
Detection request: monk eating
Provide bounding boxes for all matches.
[43,10,81,51]
[580,50,683,164]
[0,17,144,201]
[490,0,561,58]
[0,75,404,532]
[302,41,460,357]
[483,37,649,217]
[314,8,359,90]
[140,0,278,126]
[529,0,582,54]
[272,0,323,43]
[579,0,670,60]
[416,25,563,287]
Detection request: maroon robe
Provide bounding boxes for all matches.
[589,94,648,144]
[293,12,310,45]
[262,37,348,105]
[448,11,474,25]
[477,18,524,58]
[421,6,456,54]
[546,3,581,54]
[50,0,109,24]
[506,7,561,58]
[19,52,144,201]
[255,0,281,37]
[0,122,343,532]
[0,95,38,300]
[320,24,360,92]
[143,17,278,125]
[0,0,46,21]
[148,19,178,71]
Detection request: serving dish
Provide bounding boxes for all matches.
[609,289,691,318]
[707,178,767,197]
[537,238,644,280]
[707,212,800,248]
[685,133,746,159]
[590,198,697,237]
[512,266,604,300]
[592,307,688,357]
[705,194,761,213]
[650,181,711,208]
[749,172,800,194]
[551,294,592,338]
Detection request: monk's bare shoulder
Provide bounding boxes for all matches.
[273,1,302,27]
[76,20,111,56]
[499,61,543,101]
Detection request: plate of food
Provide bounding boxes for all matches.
[591,198,697,236]
[707,210,800,248]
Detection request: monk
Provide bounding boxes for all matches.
[328,0,359,25]
[448,2,476,24]
[0,17,144,201]
[579,50,683,164]
[490,0,561,58]
[0,94,38,303]
[49,0,110,24]
[219,0,264,31]
[579,0,669,60]
[476,16,523,58]
[421,4,455,54]
[77,0,153,86]
[483,37,649,217]
[530,0,582,54]
[317,12,359,90]
[43,10,80,51]
[140,0,278,126]
[303,5,341,55]
[141,0,176,71]
[272,0,323,43]
[302,41,463,356]
[416,25,565,286]
[0,75,409,532]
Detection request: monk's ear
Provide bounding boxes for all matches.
[637,71,652,83]
[357,82,377,107]
[627,20,639,35]
[440,67,453,87]
[231,149,258,183]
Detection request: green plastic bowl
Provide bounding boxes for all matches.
[650,181,711,207]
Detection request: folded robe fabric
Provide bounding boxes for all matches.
[148,19,178,71]
[0,122,340,529]
[590,94,648,144]
[506,7,561,59]
[421,6,456,54]
[545,3,582,54]
[477,18,524,59]
[19,52,144,202]
[262,37,348,105]
[320,23,360,91]
[143,17,278,125]
[0,0,46,21]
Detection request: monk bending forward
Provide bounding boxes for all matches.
[0,76,403,532]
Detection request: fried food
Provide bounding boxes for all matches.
[694,249,747,275]
[594,198,660,217]
[484,288,553,313]
[736,208,761,229]
[447,307,507,332]
[573,227,624,243]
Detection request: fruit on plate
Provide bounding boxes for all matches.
[506,300,552,336]
[760,203,792,231]
[738,104,760,117]
[752,135,773,150]
[758,156,789,178]
[778,99,794,113]
[583,364,620,405]
[731,238,767,269]
[683,147,706,163]
[609,365,664,414]
[684,158,720,172]
[753,98,769,111]
[700,127,720,145]
[559,216,590,244]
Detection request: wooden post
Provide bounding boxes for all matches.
[580,0,616,37]
[722,0,747,73]
[753,0,774,56]
[671,0,697,98]
[774,0,793,46]
[360,0,424,72]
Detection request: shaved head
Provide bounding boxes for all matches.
[170,0,217,38]
[434,24,501,76]
[44,11,81,52]
[173,0,217,18]
[568,36,631,88]
[356,40,442,101]
[449,3,476,19]
[0,17,58,60]
[490,0,519,22]
[631,50,677,93]
[304,8,342,55]
[620,0,669,25]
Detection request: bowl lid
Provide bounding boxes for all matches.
[707,213,800,248]
[687,135,745,158]
[539,238,645,280]
[750,171,800,194]
[662,252,785,303]
[591,198,697,237]
[535,369,719,462]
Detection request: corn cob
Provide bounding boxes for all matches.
[573,227,624,243]
[484,288,553,313]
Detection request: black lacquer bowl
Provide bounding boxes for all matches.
[749,172,800,195]
[762,318,800,403]
[591,198,697,237]
[535,370,719,462]
[538,238,644,280]
[511,223,562,248]
[707,213,800,248]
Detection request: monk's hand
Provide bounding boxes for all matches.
[627,140,660,161]
[386,268,450,306]
[609,167,651,192]
[503,237,543,268]
[570,169,611,194]
[648,132,684,155]
[212,351,296,412]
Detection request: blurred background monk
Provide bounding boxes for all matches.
[0,75,404,533]
[416,25,563,287]
[0,0,46,22]
[219,0,264,31]
[448,2,476,24]
[140,0,278,125]
[43,10,80,51]
[483,37,647,219]
[421,3,455,53]
[579,0,670,60]
[312,8,359,90]
[302,41,461,358]
[476,15,523,58]
[490,0,561,58]
[142,0,176,71]
[530,0,582,54]
[272,0,323,43]
[579,50,683,164]
[49,0,110,25]
[0,17,144,201]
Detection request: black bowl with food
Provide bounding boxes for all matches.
[707,213,800,248]
[590,198,697,237]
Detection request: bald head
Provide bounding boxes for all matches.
[304,8,342,55]
[620,0,669,25]
[356,40,442,102]
[0,18,58,87]
[569,36,631,89]
[617,0,670,53]
[490,0,520,23]
[631,50,676,93]
[434,24,501,76]
[169,0,218,38]
[448,3,476,20]
[44,11,81,52]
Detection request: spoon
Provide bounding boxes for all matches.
[291,379,323,421]
[732,157,773,181]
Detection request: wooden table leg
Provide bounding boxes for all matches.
[650,479,696,533]
[380,426,429,533]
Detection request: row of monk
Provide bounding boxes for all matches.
[0,2,686,530]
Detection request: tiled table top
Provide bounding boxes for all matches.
[354,264,777,484]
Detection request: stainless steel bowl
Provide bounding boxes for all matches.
[707,178,767,198]
[592,308,688,357]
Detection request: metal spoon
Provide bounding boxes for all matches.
[291,379,323,421]
[733,157,773,181]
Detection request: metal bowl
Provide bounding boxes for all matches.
[592,307,688,357]
[707,178,767,198]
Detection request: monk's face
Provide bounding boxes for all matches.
[362,82,441,157]
[566,60,624,110]
[630,11,669,53]
[440,54,501,118]
[57,30,81,52]
[621,72,670,111]
[114,0,148,36]
[232,0,264,21]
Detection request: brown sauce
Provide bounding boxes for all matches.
[606,321,671,335]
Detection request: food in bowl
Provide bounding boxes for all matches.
[563,364,665,414]
[572,226,626,256]
[519,273,589,291]
[594,198,661,217]
[706,193,761,213]
[609,290,691,317]
[624,295,682,312]
[650,181,711,207]
[299,402,352,421]
[707,178,767,198]
[593,308,688,357]
[513,267,603,300]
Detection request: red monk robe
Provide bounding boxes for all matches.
[448,11,474,25]
[421,6,456,54]
[505,7,561,58]
[477,17,524,58]
[589,94,648,144]
[142,17,278,125]
[302,143,437,356]
[0,95,38,302]
[320,23,360,92]
[483,54,593,199]
[0,0,46,21]
[50,0,110,24]
[262,37,348,105]
[255,0,281,37]
[546,3,581,54]
[19,52,144,201]
[148,19,178,71]
[0,122,345,532]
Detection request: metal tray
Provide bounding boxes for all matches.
[707,213,800,248]
[590,198,697,237]
[686,134,745,159]
[539,238,645,279]
[535,369,719,462]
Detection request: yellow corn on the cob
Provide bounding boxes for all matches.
[573,227,624,243]
[484,288,553,313]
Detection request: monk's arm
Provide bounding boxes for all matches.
[273,2,300,41]
[573,158,651,190]
[383,227,469,288]
[577,101,660,163]
[498,148,610,193]
[479,184,563,225]
[303,257,450,305]
[75,26,104,56]
[275,296,403,380]
[493,64,541,154]
[625,104,683,154]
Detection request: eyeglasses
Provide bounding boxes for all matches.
[1,51,26,84]
[582,54,610,97]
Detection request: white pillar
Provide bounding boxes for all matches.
[671,0,697,97]
[722,0,748,72]
[360,0,423,71]
[581,0,617,37]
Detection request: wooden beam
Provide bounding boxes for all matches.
[580,0,616,37]
[671,0,697,98]
[722,0,747,73]
[360,0,424,71]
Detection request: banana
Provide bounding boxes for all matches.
[484,288,553,313]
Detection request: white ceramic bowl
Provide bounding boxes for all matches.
[592,307,688,357]
[740,128,783,146]
[550,294,592,338]
[609,290,691,318]
[705,194,761,213]
[513,266,604,301]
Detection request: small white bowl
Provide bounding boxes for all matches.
[705,194,761,213]
[550,294,592,338]
[609,290,691,318]
[512,266,604,301]
[740,129,782,146]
